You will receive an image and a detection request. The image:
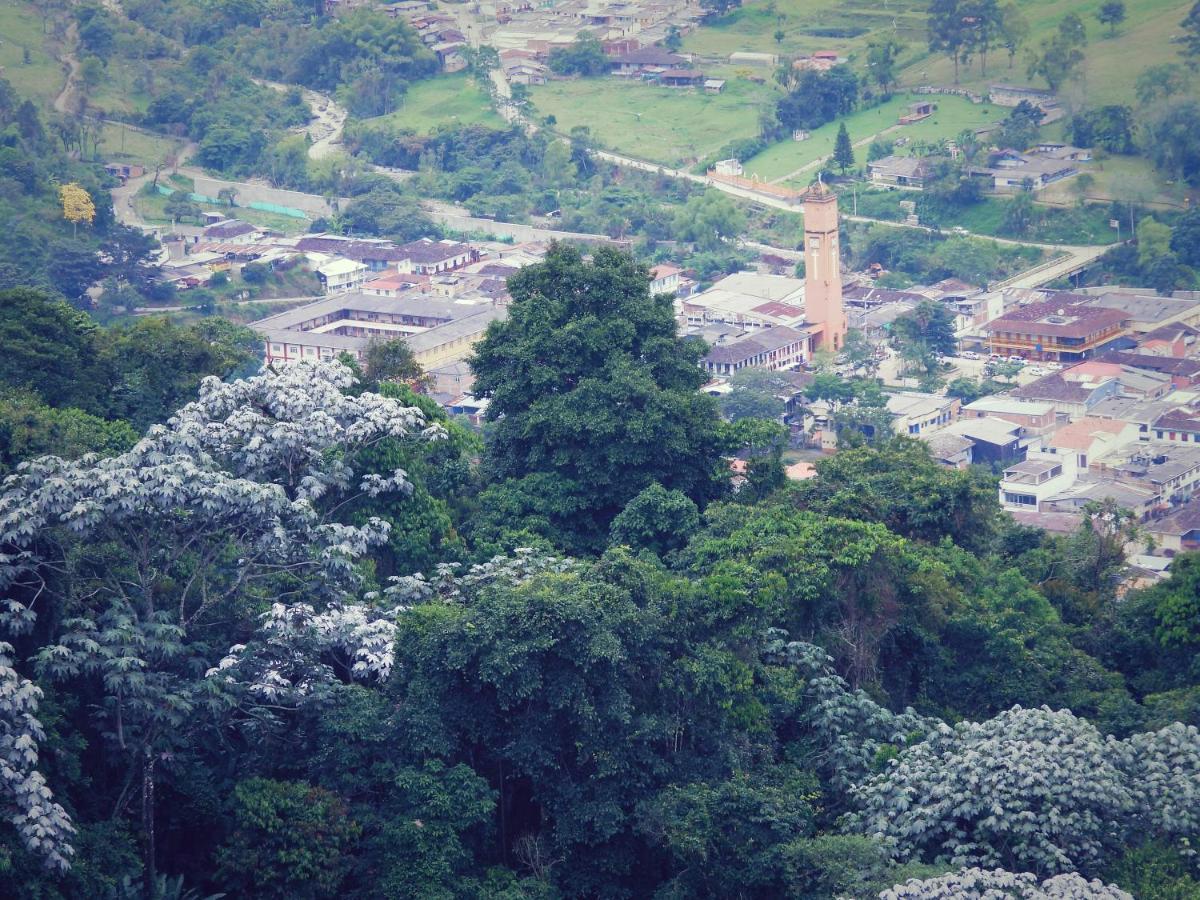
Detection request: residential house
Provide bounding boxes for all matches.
[1042,479,1158,521]
[1042,416,1140,469]
[960,396,1056,435]
[316,258,368,295]
[607,47,686,74]
[1034,142,1092,161]
[1011,370,1120,419]
[296,236,409,272]
[202,219,265,244]
[104,162,146,182]
[649,263,683,295]
[427,360,475,397]
[1136,324,1200,358]
[941,416,1025,464]
[1152,408,1200,443]
[867,155,939,189]
[1098,351,1200,389]
[1145,501,1200,555]
[704,79,726,94]
[922,431,975,468]
[999,455,1077,511]
[886,391,960,437]
[969,149,1079,191]
[397,238,478,275]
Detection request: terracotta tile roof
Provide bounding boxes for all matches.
[1049,417,1131,451]
[987,299,1128,340]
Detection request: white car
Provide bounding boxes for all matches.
[1007,356,1026,365]
[961,351,981,360]
[1026,366,1046,377]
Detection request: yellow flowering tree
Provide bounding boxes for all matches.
[60,182,96,237]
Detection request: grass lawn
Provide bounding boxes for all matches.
[0,0,66,107]
[362,74,506,134]
[97,123,183,168]
[530,76,776,167]
[741,94,1003,182]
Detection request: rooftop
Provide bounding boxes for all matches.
[1147,500,1200,535]
[963,396,1054,417]
[1048,417,1133,452]
[986,298,1128,339]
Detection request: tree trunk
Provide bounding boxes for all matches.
[142,754,157,896]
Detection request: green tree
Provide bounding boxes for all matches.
[718,367,796,422]
[671,191,747,251]
[547,32,609,76]
[1002,190,1037,236]
[1096,0,1126,37]
[1136,63,1189,106]
[609,482,700,556]
[999,2,1031,70]
[928,0,969,82]
[866,40,902,93]
[469,244,726,552]
[1138,217,1174,270]
[215,779,362,900]
[362,336,426,389]
[1027,14,1088,91]
[1182,1,1200,63]
[833,122,855,174]
[1170,207,1200,267]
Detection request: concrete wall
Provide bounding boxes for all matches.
[191,174,342,218]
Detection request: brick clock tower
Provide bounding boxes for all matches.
[802,181,847,353]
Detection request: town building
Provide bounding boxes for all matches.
[999,456,1078,511]
[885,392,960,436]
[701,325,809,376]
[866,155,940,189]
[986,298,1129,361]
[316,258,368,295]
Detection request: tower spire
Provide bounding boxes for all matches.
[802,185,846,353]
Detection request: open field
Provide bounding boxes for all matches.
[363,74,506,134]
[898,0,1190,106]
[97,123,183,168]
[0,1,66,106]
[740,93,1002,182]
[684,0,928,62]
[530,76,776,167]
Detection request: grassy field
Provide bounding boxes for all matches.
[97,123,183,168]
[684,0,928,62]
[363,74,506,134]
[0,1,67,107]
[897,0,1191,106]
[739,93,1003,182]
[530,76,776,167]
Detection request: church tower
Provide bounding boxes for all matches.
[802,181,847,353]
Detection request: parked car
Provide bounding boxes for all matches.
[1026,366,1046,377]
[1007,355,1026,365]
[961,351,981,360]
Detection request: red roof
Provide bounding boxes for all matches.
[987,299,1128,340]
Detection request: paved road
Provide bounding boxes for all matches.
[593,148,1117,289]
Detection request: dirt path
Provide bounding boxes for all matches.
[254,79,348,160]
[52,22,81,115]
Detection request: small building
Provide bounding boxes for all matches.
[867,155,939,189]
[999,457,1077,511]
[316,258,369,295]
[649,263,683,296]
[942,416,1025,464]
[729,51,777,67]
[608,47,686,74]
[1145,501,1200,555]
[397,238,478,275]
[660,69,705,88]
[961,396,1056,434]
[704,78,726,94]
[886,391,960,437]
[898,101,934,125]
[1043,416,1140,469]
[712,159,744,177]
[202,219,264,244]
[922,431,975,468]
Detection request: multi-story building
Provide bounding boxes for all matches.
[701,326,808,376]
[986,298,1129,361]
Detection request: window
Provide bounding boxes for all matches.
[1003,492,1037,506]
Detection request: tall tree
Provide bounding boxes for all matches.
[928,0,968,82]
[833,122,856,173]
[1096,0,1126,37]
[469,243,726,552]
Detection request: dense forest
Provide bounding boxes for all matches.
[1,245,1198,898]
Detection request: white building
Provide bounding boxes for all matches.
[317,258,368,295]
